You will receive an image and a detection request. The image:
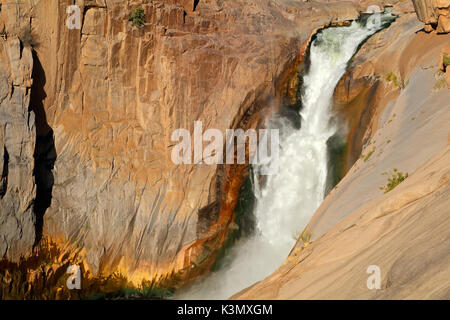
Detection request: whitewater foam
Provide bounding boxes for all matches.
[177,12,395,300]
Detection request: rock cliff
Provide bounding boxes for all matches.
[412,0,450,32]
[1,0,448,300]
[0,0,365,297]
[0,37,36,262]
[233,13,450,299]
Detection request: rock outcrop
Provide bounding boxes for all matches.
[0,0,364,294]
[440,46,450,87]
[233,13,450,300]
[2,0,446,300]
[0,37,36,262]
[412,0,450,32]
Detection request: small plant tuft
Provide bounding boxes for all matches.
[443,55,450,68]
[363,147,376,162]
[434,69,446,90]
[379,169,408,193]
[129,7,146,28]
[386,72,408,89]
[293,230,312,244]
[386,72,398,87]
[300,230,312,243]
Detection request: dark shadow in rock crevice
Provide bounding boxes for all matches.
[193,0,200,11]
[33,131,56,246]
[0,148,8,199]
[29,50,56,246]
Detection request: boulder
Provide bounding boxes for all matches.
[437,12,450,32]
[412,0,450,33]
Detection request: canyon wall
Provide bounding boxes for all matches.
[1,0,368,295]
[412,0,450,32]
[0,37,36,262]
[233,12,450,299]
[4,0,443,300]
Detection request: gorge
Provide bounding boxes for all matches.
[178,11,396,299]
[0,0,449,300]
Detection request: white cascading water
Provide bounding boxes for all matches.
[177,12,393,300]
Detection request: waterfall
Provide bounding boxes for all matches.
[177,12,395,300]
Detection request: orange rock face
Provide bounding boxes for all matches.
[412,0,450,33]
[1,0,446,300]
[233,14,450,300]
[0,0,362,290]
[0,37,36,262]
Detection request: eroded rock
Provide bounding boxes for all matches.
[412,0,450,33]
[0,0,363,290]
[233,13,450,300]
[0,37,36,262]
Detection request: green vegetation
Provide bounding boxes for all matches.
[85,283,174,300]
[292,230,312,244]
[379,169,408,193]
[1,235,177,300]
[443,55,450,68]
[129,7,146,28]
[434,69,447,90]
[363,147,376,162]
[433,78,446,90]
[141,285,174,299]
[402,79,409,89]
[300,231,312,243]
[386,72,398,87]
[386,72,408,89]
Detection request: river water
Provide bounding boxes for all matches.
[177,12,395,300]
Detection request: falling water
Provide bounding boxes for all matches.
[177,12,395,300]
